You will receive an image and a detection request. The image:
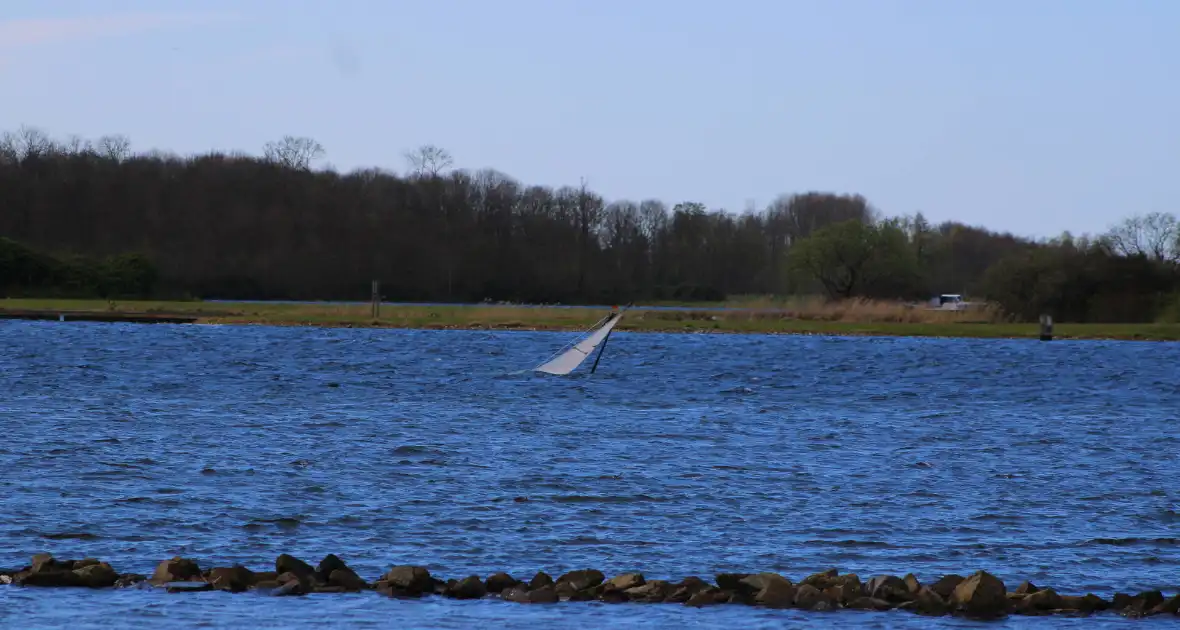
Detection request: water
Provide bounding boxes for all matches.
[1,321,1178,628]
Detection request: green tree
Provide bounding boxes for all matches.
[787,218,920,299]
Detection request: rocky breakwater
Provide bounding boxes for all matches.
[2,554,1179,619]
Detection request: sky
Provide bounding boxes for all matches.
[1,0,1177,239]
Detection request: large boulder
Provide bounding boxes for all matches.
[603,573,645,592]
[624,580,673,603]
[794,584,833,610]
[275,554,316,581]
[556,569,604,592]
[328,568,369,591]
[865,574,912,603]
[205,566,256,592]
[73,563,119,588]
[950,571,1008,618]
[445,576,487,599]
[151,557,202,585]
[379,566,434,596]
[486,572,518,593]
[928,574,965,600]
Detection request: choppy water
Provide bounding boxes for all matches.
[1,321,1178,628]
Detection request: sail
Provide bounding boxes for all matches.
[534,312,621,375]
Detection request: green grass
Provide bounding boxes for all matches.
[3,297,1179,341]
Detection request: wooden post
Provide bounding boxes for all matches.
[1039,314,1053,341]
[371,280,380,319]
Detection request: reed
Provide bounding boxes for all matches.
[3,297,1178,340]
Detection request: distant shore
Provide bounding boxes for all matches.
[2,298,1179,341]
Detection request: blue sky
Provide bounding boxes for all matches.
[1,0,1176,238]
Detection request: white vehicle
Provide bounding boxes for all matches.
[930,294,969,311]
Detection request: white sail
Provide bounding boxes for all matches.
[534,312,622,375]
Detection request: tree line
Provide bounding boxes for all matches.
[1,125,1178,322]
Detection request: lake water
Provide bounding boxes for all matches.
[1,321,1178,628]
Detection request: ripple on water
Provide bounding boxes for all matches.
[1,322,1179,627]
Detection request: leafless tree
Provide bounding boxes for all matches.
[96,134,132,162]
[263,135,325,170]
[8,125,55,159]
[404,144,453,177]
[63,134,91,155]
[1103,212,1179,262]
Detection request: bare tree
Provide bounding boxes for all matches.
[263,135,325,170]
[10,125,55,159]
[404,144,453,177]
[63,134,91,155]
[96,134,132,162]
[1104,212,1180,262]
[0,131,18,163]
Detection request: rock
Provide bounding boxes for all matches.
[755,576,797,609]
[825,581,860,605]
[950,570,1008,619]
[801,568,839,590]
[1149,594,1180,616]
[381,566,434,596]
[625,580,673,603]
[556,569,604,592]
[165,581,214,593]
[527,571,554,590]
[529,585,559,604]
[205,566,256,593]
[315,554,350,578]
[1018,587,1063,613]
[151,557,202,584]
[1135,590,1165,610]
[486,572,518,593]
[505,584,558,603]
[273,577,307,596]
[447,576,486,599]
[912,587,949,615]
[865,574,912,603]
[1013,580,1040,595]
[794,584,833,610]
[328,568,369,591]
[115,573,146,588]
[684,588,722,607]
[14,570,83,587]
[31,553,58,574]
[73,558,101,570]
[554,581,577,599]
[928,574,965,600]
[667,576,711,603]
[600,589,630,604]
[846,596,893,611]
[727,590,756,605]
[1059,594,1109,613]
[1111,593,1134,610]
[902,573,922,595]
[314,585,347,593]
[603,572,645,592]
[275,554,316,580]
[1123,591,1166,618]
[739,572,792,594]
[73,563,118,588]
[715,573,750,591]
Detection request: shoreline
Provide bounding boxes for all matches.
[3,553,1177,619]
[2,298,1179,341]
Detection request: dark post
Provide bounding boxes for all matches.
[1039,314,1053,341]
[371,280,380,319]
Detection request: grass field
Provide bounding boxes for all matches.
[2,297,1179,341]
